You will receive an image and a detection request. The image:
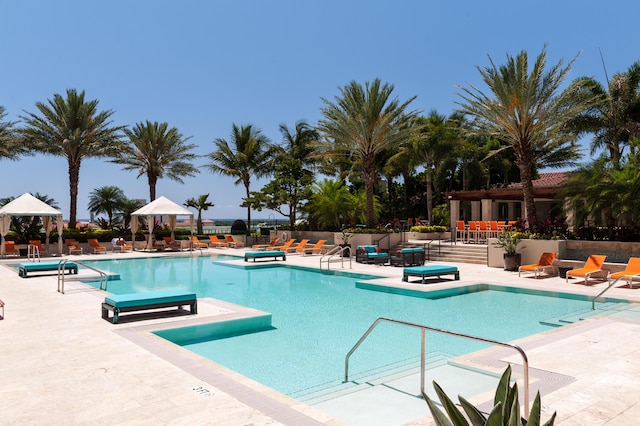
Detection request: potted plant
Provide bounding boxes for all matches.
[494,231,524,271]
[338,230,352,257]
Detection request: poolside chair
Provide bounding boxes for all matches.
[163,236,183,251]
[29,240,48,256]
[519,252,557,278]
[88,238,107,254]
[65,239,83,255]
[111,237,132,252]
[268,239,295,251]
[608,257,640,288]
[566,255,607,285]
[252,237,279,250]
[208,235,229,248]
[224,235,244,248]
[455,221,467,243]
[303,240,327,255]
[3,241,19,257]
[287,239,309,254]
[188,236,208,249]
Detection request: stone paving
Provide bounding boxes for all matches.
[2,246,640,425]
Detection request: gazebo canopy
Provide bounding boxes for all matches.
[131,196,194,250]
[0,192,64,256]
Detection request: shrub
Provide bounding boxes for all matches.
[410,225,447,233]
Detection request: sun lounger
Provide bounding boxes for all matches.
[224,235,244,248]
[29,240,48,256]
[518,252,557,278]
[268,239,295,251]
[208,235,229,248]
[88,238,107,254]
[402,265,460,283]
[252,237,280,250]
[244,250,286,262]
[101,289,197,324]
[188,236,208,249]
[286,239,309,254]
[18,261,78,278]
[3,241,19,257]
[303,240,326,255]
[65,239,83,255]
[566,255,607,285]
[111,238,132,252]
[609,257,640,288]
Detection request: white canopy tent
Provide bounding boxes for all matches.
[130,196,194,250]
[0,192,64,256]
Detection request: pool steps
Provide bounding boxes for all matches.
[539,302,632,327]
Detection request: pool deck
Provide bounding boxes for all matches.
[2,245,640,425]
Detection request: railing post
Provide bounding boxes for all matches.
[421,328,426,395]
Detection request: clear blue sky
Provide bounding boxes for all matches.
[1,0,638,221]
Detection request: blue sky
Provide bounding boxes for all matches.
[1,0,638,221]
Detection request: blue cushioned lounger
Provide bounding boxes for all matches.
[102,289,197,323]
[18,261,78,278]
[244,250,286,262]
[402,265,460,283]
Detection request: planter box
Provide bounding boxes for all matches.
[408,232,451,241]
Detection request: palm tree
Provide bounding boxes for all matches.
[304,179,354,230]
[205,124,273,227]
[184,194,214,234]
[570,61,640,165]
[87,186,127,228]
[318,79,418,228]
[116,121,199,202]
[19,89,125,228]
[0,106,27,161]
[456,47,591,229]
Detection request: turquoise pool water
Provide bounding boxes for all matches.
[81,255,620,396]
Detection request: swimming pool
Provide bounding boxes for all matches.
[81,255,624,397]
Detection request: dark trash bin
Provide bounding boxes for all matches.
[231,219,248,235]
[558,267,572,278]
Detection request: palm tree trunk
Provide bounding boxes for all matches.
[68,161,81,229]
[517,162,537,231]
[245,184,251,232]
[425,164,433,224]
[148,174,158,202]
[364,164,376,228]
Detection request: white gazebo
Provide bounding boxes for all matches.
[0,193,64,256]
[130,196,194,250]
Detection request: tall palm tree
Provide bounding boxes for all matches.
[0,106,26,161]
[456,47,591,229]
[570,61,640,165]
[19,89,124,228]
[184,194,214,234]
[318,79,418,228]
[87,186,127,228]
[205,124,273,227]
[116,121,199,202]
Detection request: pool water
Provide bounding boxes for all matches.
[82,255,617,396]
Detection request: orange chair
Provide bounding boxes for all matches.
[87,238,107,254]
[566,255,607,285]
[304,240,327,255]
[65,239,83,255]
[29,240,48,255]
[208,235,229,248]
[3,241,19,257]
[188,236,208,249]
[467,221,478,243]
[268,239,295,251]
[609,257,640,288]
[224,235,244,248]
[519,252,557,278]
[163,236,183,251]
[455,221,467,243]
[252,237,279,250]
[287,239,310,254]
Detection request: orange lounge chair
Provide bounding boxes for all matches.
[566,255,607,285]
[88,238,107,254]
[304,240,327,255]
[188,236,208,249]
[224,235,244,248]
[163,236,183,251]
[519,252,557,278]
[287,239,309,254]
[29,240,48,256]
[3,241,20,257]
[252,237,280,250]
[268,239,295,251]
[111,238,133,252]
[609,257,640,288]
[208,235,229,248]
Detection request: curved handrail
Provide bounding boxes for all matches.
[592,274,640,309]
[57,259,108,294]
[320,245,351,270]
[345,317,530,415]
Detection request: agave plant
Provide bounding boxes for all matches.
[424,365,556,426]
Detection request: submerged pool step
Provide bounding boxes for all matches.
[291,351,452,404]
[540,302,627,327]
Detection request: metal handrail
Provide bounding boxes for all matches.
[27,244,41,262]
[373,233,391,251]
[320,245,352,270]
[345,317,530,415]
[57,259,108,294]
[592,274,640,309]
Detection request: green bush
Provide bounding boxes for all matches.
[410,225,447,233]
